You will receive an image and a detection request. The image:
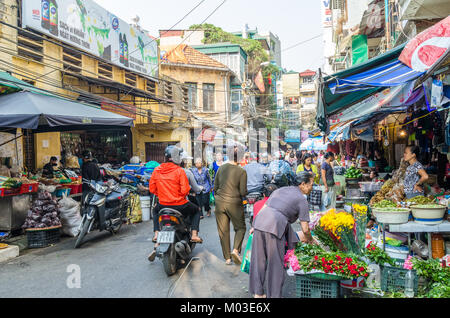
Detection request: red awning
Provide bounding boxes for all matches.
[197,128,217,142]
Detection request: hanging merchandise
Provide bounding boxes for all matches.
[431,77,444,109]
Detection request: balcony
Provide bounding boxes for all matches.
[399,0,450,21]
[300,82,315,93]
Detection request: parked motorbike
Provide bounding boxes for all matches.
[74,179,130,248]
[155,208,196,276]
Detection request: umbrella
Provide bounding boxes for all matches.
[299,137,329,151]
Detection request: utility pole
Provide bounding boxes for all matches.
[385,0,391,50]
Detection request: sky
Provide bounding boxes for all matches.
[93,0,324,73]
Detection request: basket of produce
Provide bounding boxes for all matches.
[344,167,363,183]
[410,204,447,225]
[373,207,410,224]
[405,195,435,206]
[371,199,397,209]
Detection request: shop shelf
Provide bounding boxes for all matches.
[26,226,61,248]
[295,274,341,298]
[380,265,418,294]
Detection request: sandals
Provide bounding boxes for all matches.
[147,249,157,262]
[206,212,211,217]
[225,259,232,265]
[190,237,203,244]
[231,251,242,265]
[152,237,157,243]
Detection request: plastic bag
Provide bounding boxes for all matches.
[127,193,142,224]
[59,195,81,237]
[210,192,215,206]
[240,233,253,274]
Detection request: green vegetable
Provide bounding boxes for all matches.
[386,239,402,247]
[412,204,445,209]
[406,196,435,205]
[372,200,396,208]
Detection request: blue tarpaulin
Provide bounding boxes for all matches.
[328,60,424,94]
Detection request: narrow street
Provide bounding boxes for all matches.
[0,211,296,298]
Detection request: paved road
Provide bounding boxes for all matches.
[0,210,297,298]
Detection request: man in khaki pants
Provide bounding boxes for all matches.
[214,146,248,265]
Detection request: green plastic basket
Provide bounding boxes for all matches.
[295,274,341,298]
[380,265,418,294]
[304,272,346,281]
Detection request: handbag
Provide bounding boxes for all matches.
[307,186,322,206]
[240,233,253,274]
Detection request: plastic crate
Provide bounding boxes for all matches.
[52,188,71,197]
[26,226,61,248]
[380,265,418,294]
[295,274,341,298]
[0,187,20,197]
[20,183,39,194]
[67,184,82,194]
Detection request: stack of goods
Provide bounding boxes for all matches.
[344,167,363,179]
[22,191,61,229]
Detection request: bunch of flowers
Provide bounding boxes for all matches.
[316,209,361,254]
[289,243,369,279]
[284,249,300,272]
[365,241,396,266]
[319,209,355,240]
[352,203,369,252]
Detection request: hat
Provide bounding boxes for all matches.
[180,152,193,160]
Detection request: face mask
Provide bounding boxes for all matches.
[52,163,58,166]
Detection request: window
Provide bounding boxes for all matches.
[185,82,197,110]
[202,83,215,111]
[231,90,242,113]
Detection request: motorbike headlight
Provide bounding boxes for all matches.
[95,183,108,194]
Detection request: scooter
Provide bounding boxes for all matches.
[74,179,130,248]
[244,191,264,226]
[155,208,196,276]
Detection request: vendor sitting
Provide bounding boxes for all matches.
[42,156,58,178]
[403,145,429,199]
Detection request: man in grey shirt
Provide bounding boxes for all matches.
[244,152,271,193]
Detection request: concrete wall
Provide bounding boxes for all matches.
[282,73,300,97]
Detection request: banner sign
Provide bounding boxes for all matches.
[321,1,332,28]
[22,0,158,78]
[399,16,450,72]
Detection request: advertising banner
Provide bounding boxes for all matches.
[321,0,332,28]
[22,0,158,78]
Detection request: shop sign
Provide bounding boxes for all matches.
[22,0,159,78]
[81,117,92,124]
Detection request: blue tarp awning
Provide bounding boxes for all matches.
[328,60,424,94]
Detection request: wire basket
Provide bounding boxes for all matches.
[295,274,341,298]
[380,265,418,294]
[26,226,61,248]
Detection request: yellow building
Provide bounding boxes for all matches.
[0,0,191,170]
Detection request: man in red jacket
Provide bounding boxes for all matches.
[148,146,202,262]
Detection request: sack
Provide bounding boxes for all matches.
[240,233,253,274]
[59,195,81,237]
[308,187,322,206]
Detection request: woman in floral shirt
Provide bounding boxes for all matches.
[403,145,429,199]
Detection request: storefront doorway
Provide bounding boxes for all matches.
[145,142,177,163]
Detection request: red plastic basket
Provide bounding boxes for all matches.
[20,183,39,194]
[0,187,20,197]
[67,184,82,194]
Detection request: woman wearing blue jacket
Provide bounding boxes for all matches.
[191,158,213,217]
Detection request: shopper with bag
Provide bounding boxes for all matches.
[249,172,315,298]
[320,152,337,210]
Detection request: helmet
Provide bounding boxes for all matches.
[165,145,183,165]
[273,151,285,160]
[249,152,258,161]
[82,150,93,160]
[180,151,193,161]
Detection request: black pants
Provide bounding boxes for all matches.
[153,201,201,232]
[196,192,211,216]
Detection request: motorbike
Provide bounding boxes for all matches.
[155,208,196,276]
[74,179,130,248]
[244,191,264,226]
